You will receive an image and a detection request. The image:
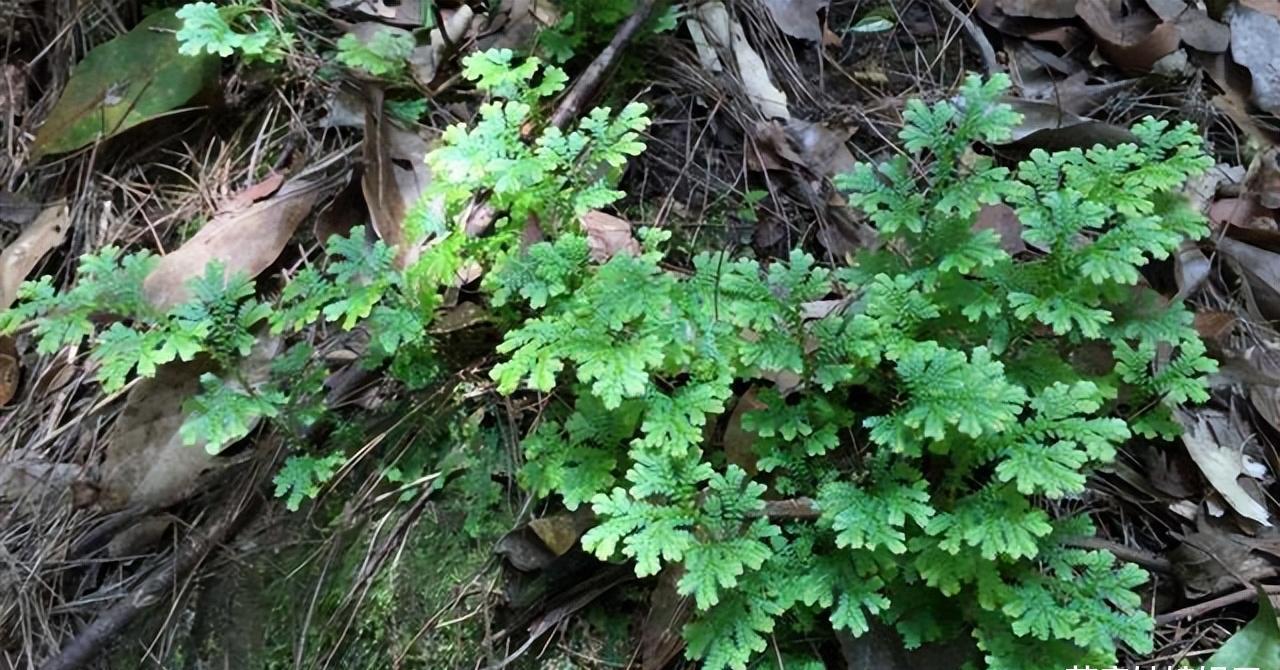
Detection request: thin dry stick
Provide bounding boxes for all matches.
[1156,584,1280,625]
[547,0,660,131]
[928,0,999,75]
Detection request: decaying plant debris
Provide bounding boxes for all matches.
[6,0,1280,668]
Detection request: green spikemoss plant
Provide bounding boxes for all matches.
[489,74,1214,669]
[0,48,651,512]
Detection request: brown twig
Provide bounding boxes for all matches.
[547,0,660,131]
[928,0,999,75]
[1156,584,1280,625]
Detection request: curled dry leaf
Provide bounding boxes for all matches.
[581,210,640,262]
[999,97,1137,148]
[1076,0,1180,71]
[0,202,69,310]
[0,203,68,406]
[1147,0,1230,52]
[760,0,829,41]
[690,2,791,120]
[1231,3,1280,115]
[363,88,433,266]
[142,177,333,310]
[1175,409,1272,527]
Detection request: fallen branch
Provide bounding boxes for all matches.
[1156,584,1280,625]
[547,0,660,131]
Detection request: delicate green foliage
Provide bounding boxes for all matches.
[335,28,414,77]
[408,51,648,257]
[274,451,345,511]
[491,72,1215,669]
[176,1,292,63]
[181,372,285,453]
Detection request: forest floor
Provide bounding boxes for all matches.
[5,0,1280,668]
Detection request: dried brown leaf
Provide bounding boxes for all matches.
[1170,521,1279,597]
[581,210,640,262]
[760,0,829,41]
[363,89,432,266]
[1076,0,1180,71]
[999,97,1137,147]
[98,338,280,511]
[691,2,791,120]
[220,172,284,211]
[642,566,689,670]
[0,335,15,406]
[0,203,69,310]
[407,6,476,85]
[1218,236,1280,319]
[142,178,330,310]
[1176,409,1273,527]
[1231,4,1280,115]
[0,459,84,512]
[974,204,1027,254]
[1147,0,1230,52]
[723,388,766,475]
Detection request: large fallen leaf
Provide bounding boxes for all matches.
[142,177,332,310]
[1000,98,1137,148]
[1206,585,1280,668]
[98,338,280,511]
[363,89,432,267]
[1076,0,1180,71]
[0,203,69,310]
[760,0,829,41]
[1231,3,1280,115]
[32,9,218,157]
[1176,409,1272,526]
[98,358,218,511]
[1147,0,1230,52]
[690,3,791,120]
